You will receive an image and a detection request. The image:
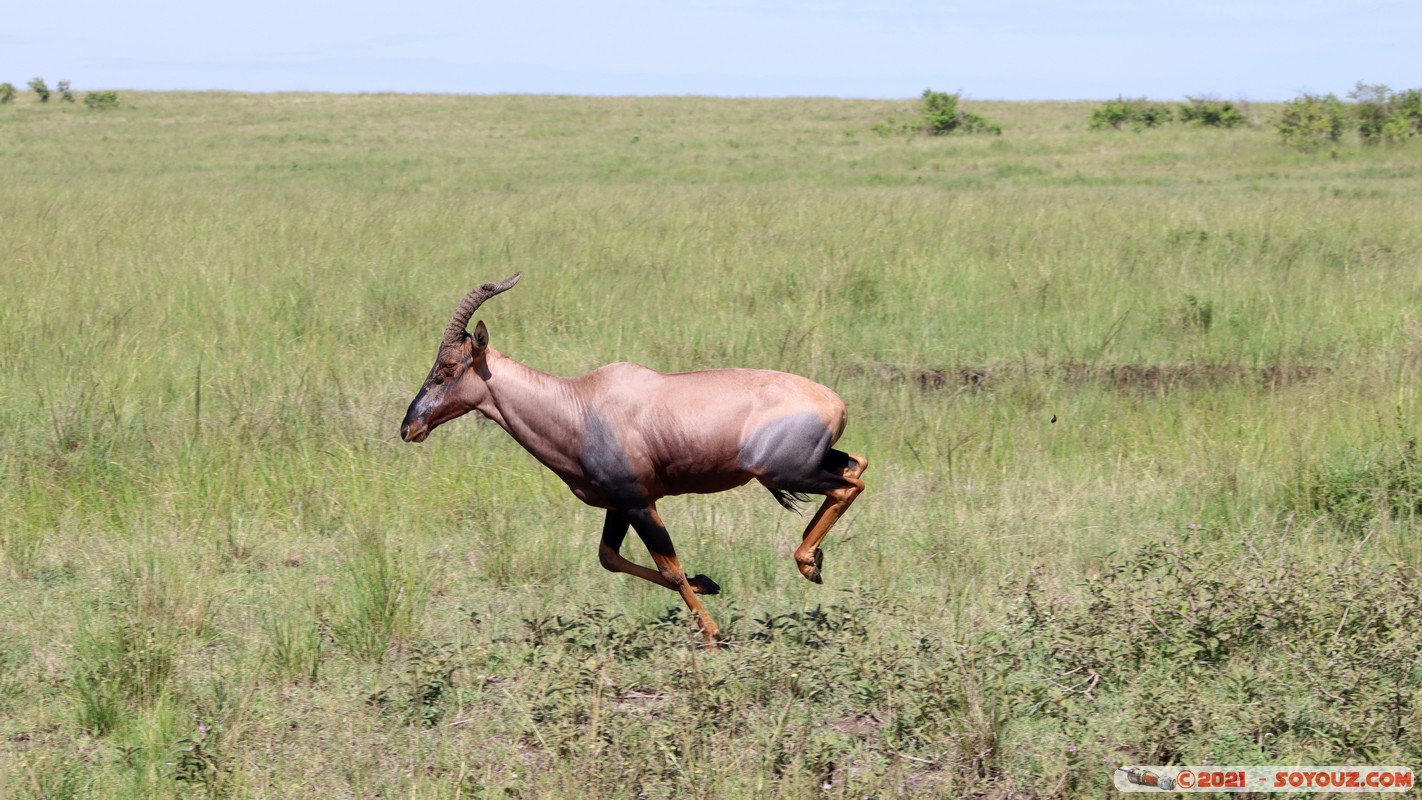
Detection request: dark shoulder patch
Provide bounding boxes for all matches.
[581,410,646,508]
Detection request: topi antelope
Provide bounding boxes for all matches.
[400,273,866,646]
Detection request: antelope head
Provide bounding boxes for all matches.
[400,272,521,443]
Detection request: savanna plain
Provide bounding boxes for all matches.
[2,92,1422,798]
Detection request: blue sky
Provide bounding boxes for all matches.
[4,1,1418,100]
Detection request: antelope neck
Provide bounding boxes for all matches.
[480,350,587,476]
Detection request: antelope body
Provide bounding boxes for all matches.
[400,274,866,646]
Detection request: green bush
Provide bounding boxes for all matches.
[917,89,1001,135]
[28,76,50,103]
[1276,93,1346,151]
[0,82,15,104]
[1178,96,1248,128]
[1396,88,1422,135]
[1089,97,1174,131]
[57,79,74,103]
[83,90,120,110]
[1349,82,1418,145]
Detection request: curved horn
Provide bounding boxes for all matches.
[441,272,522,347]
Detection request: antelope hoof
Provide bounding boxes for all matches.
[689,574,721,595]
[798,548,824,584]
[695,620,724,648]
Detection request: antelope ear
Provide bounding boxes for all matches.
[471,320,489,353]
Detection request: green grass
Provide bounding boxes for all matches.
[2,92,1422,798]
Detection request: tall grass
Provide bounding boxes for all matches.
[0,92,1420,797]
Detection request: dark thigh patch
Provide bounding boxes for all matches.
[738,412,835,484]
[822,449,858,474]
[581,410,646,508]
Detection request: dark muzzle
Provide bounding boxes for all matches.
[400,393,433,442]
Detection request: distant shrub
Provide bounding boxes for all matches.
[28,76,50,103]
[0,82,15,104]
[1349,82,1418,145]
[57,80,74,103]
[918,89,1001,135]
[872,90,1001,137]
[1276,93,1346,151]
[1396,88,1422,135]
[1089,97,1173,131]
[83,90,119,110]
[1178,96,1248,128]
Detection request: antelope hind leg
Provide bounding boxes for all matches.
[794,452,867,584]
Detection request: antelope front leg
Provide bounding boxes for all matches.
[625,505,722,646]
[598,510,721,595]
[795,453,867,583]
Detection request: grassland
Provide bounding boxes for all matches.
[2,92,1422,798]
